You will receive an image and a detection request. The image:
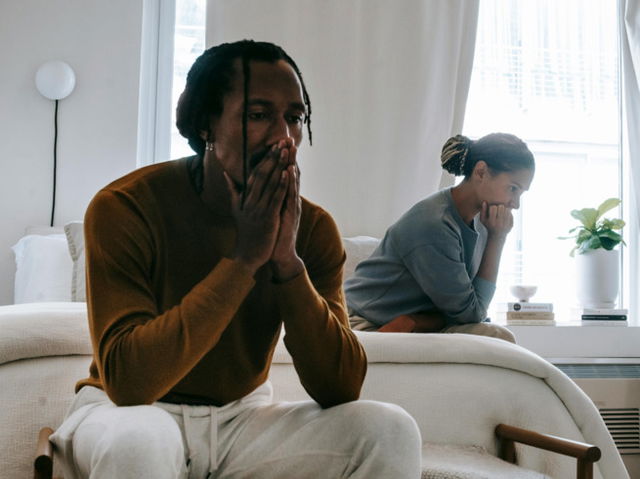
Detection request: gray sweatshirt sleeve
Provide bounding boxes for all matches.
[400,238,496,325]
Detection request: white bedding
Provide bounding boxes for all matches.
[4,231,629,477]
[273,331,627,478]
[11,235,73,303]
[0,302,90,365]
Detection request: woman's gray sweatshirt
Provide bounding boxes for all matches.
[345,188,495,326]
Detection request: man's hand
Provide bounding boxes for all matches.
[224,143,289,273]
[270,139,304,282]
[480,202,513,240]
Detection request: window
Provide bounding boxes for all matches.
[137,0,205,166]
[171,0,206,160]
[464,0,622,322]
[153,1,625,323]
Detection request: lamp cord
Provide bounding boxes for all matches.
[50,99,58,227]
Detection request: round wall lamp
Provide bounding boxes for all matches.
[35,61,76,100]
[35,61,76,226]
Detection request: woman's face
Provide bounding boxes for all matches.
[475,162,534,210]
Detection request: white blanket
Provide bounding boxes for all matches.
[0,302,90,365]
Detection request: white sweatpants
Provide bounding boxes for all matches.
[51,382,422,479]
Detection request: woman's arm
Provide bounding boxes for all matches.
[476,202,513,284]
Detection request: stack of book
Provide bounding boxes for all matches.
[574,308,628,326]
[495,302,555,325]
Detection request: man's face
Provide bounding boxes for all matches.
[207,59,306,187]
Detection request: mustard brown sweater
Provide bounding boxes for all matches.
[77,157,366,408]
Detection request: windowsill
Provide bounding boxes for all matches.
[507,323,640,359]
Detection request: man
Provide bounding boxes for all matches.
[51,40,421,478]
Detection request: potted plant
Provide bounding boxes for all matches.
[560,198,625,309]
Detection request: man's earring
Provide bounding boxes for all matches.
[205,141,215,152]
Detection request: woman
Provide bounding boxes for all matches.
[344,133,535,342]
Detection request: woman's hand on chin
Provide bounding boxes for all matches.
[480,202,513,240]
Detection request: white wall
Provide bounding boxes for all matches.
[0,0,144,304]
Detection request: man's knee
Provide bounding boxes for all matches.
[338,400,421,449]
[75,405,184,475]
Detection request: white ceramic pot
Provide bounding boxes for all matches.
[575,248,620,309]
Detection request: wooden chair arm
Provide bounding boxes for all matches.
[34,427,54,479]
[495,423,601,479]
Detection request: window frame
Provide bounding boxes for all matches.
[137,0,176,167]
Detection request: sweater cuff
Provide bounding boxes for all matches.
[272,270,325,324]
[472,276,496,307]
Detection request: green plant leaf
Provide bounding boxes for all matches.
[557,235,576,240]
[600,237,618,250]
[605,219,625,230]
[600,219,614,230]
[576,229,592,244]
[571,208,598,229]
[562,198,624,256]
[596,198,621,219]
[578,235,602,254]
[559,226,585,240]
[599,230,622,242]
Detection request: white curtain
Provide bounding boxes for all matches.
[207,0,479,236]
[620,0,640,322]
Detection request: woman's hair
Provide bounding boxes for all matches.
[176,39,312,158]
[440,133,534,178]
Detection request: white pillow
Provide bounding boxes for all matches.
[64,221,86,302]
[25,226,64,235]
[342,236,380,281]
[12,234,73,303]
[12,228,377,304]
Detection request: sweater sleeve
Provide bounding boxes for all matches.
[85,190,256,406]
[400,233,495,325]
[274,210,367,408]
